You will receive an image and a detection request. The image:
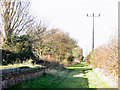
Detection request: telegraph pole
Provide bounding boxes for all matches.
[87,13,100,50]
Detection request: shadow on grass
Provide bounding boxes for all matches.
[57,70,90,88]
[7,62,93,89]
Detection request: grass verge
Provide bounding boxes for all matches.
[0,59,42,69]
[7,62,110,89]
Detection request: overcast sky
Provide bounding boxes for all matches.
[31,0,119,57]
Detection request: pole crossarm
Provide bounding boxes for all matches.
[87,16,100,17]
[86,13,100,50]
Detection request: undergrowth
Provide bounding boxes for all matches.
[0,58,42,69]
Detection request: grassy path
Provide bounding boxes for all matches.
[8,62,110,89]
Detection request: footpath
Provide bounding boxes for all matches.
[8,62,117,88]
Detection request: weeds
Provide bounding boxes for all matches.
[0,58,42,69]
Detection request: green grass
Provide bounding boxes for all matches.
[71,62,88,67]
[7,62,110,89]
[0,60,42,69]
[0,64,42,69]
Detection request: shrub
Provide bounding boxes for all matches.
[72,47,83,58]
[85,31,118,77]
[2,35,35,65]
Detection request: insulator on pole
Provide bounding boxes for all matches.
[87,14,88,16]
[99,14,100,16]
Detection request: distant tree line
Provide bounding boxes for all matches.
[0,0,83,66]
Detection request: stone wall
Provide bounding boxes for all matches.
[0,67,46,89]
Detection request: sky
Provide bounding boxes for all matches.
[31,0,119,57]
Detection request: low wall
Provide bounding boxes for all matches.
[0,67,46,89]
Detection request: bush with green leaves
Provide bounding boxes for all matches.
[32,29,81,66]
[2,35,35,65]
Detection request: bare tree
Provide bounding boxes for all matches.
[0,0,34,43]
